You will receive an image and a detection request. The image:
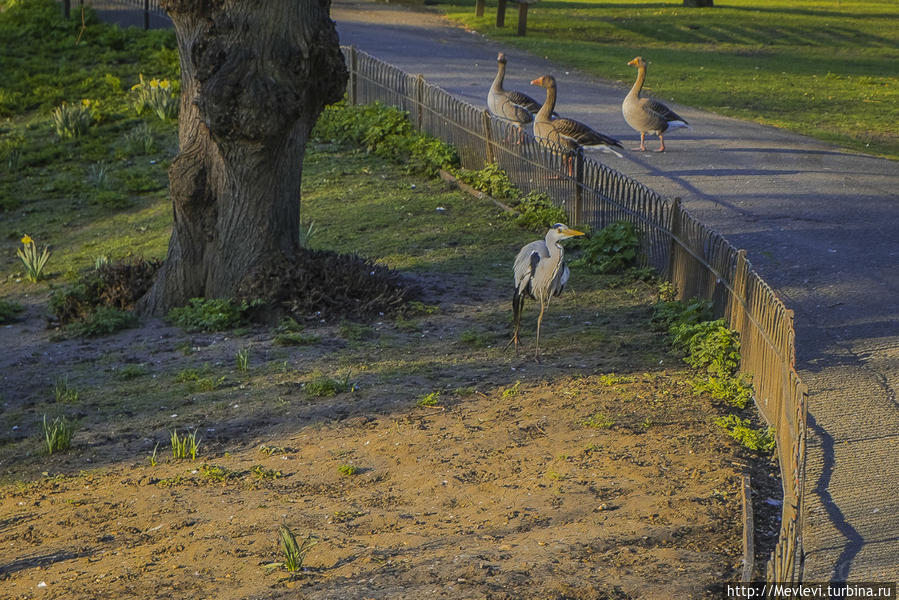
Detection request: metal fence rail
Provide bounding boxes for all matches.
[343,45,808,582]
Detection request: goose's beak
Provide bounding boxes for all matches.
[530,76,544,86]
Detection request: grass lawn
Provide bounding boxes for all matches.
[436,0,899,160]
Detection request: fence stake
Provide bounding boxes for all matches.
[731,249,748,331]
[63,0,70,19]
[416,74,425,131]
[741,472,755,581]
[667,197,682,293]
[574,149,584,224]
[144,0,150,30]
[482,110,495,165]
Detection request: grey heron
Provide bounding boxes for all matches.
[506,223,585,358]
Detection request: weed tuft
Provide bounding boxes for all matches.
[170,429,201,460]
[277,525,317,573]
[42,414,74,454]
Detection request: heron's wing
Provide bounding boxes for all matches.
[554,262,570,296]
[513,240,549,293]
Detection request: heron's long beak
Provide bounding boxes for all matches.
[563,228,585,237]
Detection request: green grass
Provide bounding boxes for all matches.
[437,0,899,159]
[0,0,177,294]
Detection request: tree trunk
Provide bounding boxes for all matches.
[683,0,714,6]
[139,0,347,316]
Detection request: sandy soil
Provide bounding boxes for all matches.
[0,270,781,599]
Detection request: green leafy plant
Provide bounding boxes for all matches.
[509,191,567,230]
[53,376,79,404]
[123,122,156,155]
[175,366,223,393]
[417,391,440,407]
[0,298,24,324]
[459,329,492,348]
[304,372,353,398]
[148,442,160,466]
[42,414,74,454]
[455,162,517,200]
[502,381,521,398]
[298,220,318,249]
[338,320,372,341]
[16,234,51,283]
[337,464,360,476]
[714,415,776,453]
[251,465,283,480]
[571,221,640,273]
[170,429,201,460]
[52,100,93,139]
[236,346,250,373]
[278,525,318,573]
[583,413,615,429]
[87,162,111,190]
[200,463,233,483]
[167,298,255,332]
[652,297,713,333]
[408,134,458,176]
[64,306,137,337]
[130,74,178,120]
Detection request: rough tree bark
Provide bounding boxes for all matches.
[139,0,347,315]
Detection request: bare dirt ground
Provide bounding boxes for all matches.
[1,270,781,599]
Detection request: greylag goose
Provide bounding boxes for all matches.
[530,74,623,168]
[622,56,690,152]
[487,53,543,137]
[506,223,585,358]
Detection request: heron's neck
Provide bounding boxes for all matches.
[627,66,646,100]
[491,62,506,92]
[536,83,556,120]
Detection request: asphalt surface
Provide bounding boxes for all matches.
[90,0,899,582]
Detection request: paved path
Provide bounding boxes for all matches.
[331,0,898,582]
[88,0,898,581]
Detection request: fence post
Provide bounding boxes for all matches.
[667,197,682,294]
[63,0,70,19]
[574,149,584,224]
[415,74,425,132]
[482,110,495,165]
[144,0,150,30]
[730,249,748,331]
[349,46,358,106]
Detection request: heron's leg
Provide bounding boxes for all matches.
[534,297,546,359]
[505,290,525,354]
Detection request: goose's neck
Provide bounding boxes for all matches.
[537,83,556,120]
[627,65,646,100]
[491,62,506,92]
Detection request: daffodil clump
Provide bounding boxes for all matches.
[131,74,178,120]
[51,99,94,139]
[16,234,51,283]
